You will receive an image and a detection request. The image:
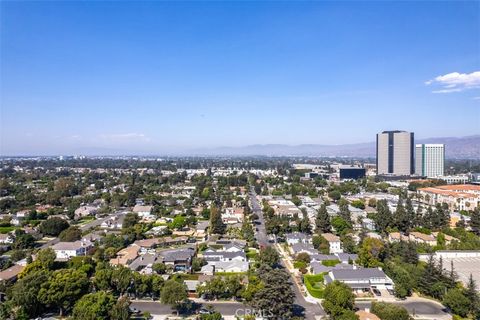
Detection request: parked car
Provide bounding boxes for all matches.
[372,288,381,296]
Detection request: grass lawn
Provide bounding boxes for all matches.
[175,274,199,280]
[76,216,95,225]
[246,249,258,260]
[304,273,326,299]
[322,259,341,267]
[0,226,16,234]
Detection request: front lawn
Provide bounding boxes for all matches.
[0,226,16,234]
[304,273,326,299]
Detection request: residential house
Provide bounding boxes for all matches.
[223,243,244,252]
[128,253,162,274]
[132,239,160,254]
[110,245,140,266]
[194,221,209,240]
[432,232,458,245]
[321,233,343,254]
[11,210,29,226]
[222,207,244,224]
[202,249,249,273]
[0,234,14,244]
[310,254,338,262]
[291,243,319,256]
[335,253,358,264]
[160,248,195,272]
[52,240,93,260]
[409,232,437,246]
[324,268,394,292]
[310,261,355,275]
[285,232,312,245]
[133,205,154,220]
[215,260,249,273]
[74,205,98,220]
[387,232,409,243]
[101,215,125,229]
[0,264,25,282]
[362,218,376,231]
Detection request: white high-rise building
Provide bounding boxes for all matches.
[376,131,414,175]
[415,144,445,177]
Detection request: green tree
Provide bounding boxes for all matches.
[111,265,133,296]
[465,274,480,318]
[331,216,351,235]
[394,198,409,233]
[322,280,356,320]
[192,257,207,272]
[169,215,187,230]
[122,212,140,229]
[315,204,331,233]
[258,246,280,268]
[160,280,188,314]
[471,208,480,236]
[373,200,392,234]
[296,252,311,264]
[251,269,295,319]
[371,301,411,320]
[38,269,89,316]
[59,226,82,241]
[329,190,342,202]
[339,202,352,225]
[443,288,470,318]
[13,232,35,249]
[209,205,226,235]
[72,291,116,320]
[39,217,69,236]
[313,235,330,254]
[36,248,56,270]
[10,269,50,317]
[110,296,131,320]
[152,262,167,274]
[357,237,385,268]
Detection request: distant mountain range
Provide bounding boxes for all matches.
[190,135,480,159]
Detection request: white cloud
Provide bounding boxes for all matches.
[425,71,480,93]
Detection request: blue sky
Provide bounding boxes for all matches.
[1,1,479,155]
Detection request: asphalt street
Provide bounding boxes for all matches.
[131,300,249,318]
[249,187,326,320]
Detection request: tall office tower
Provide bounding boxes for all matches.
[415,144,445,177]
[376,130,414,175]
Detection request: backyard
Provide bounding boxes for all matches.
[303,273,326,299]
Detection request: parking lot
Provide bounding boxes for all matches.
[439,257,480,289]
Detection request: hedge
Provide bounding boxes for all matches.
[304,273,326,299]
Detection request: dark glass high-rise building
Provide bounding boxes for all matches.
[376,130,414,175]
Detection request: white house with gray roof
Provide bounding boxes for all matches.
[324,268,394,291]
[285,232,312,245]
